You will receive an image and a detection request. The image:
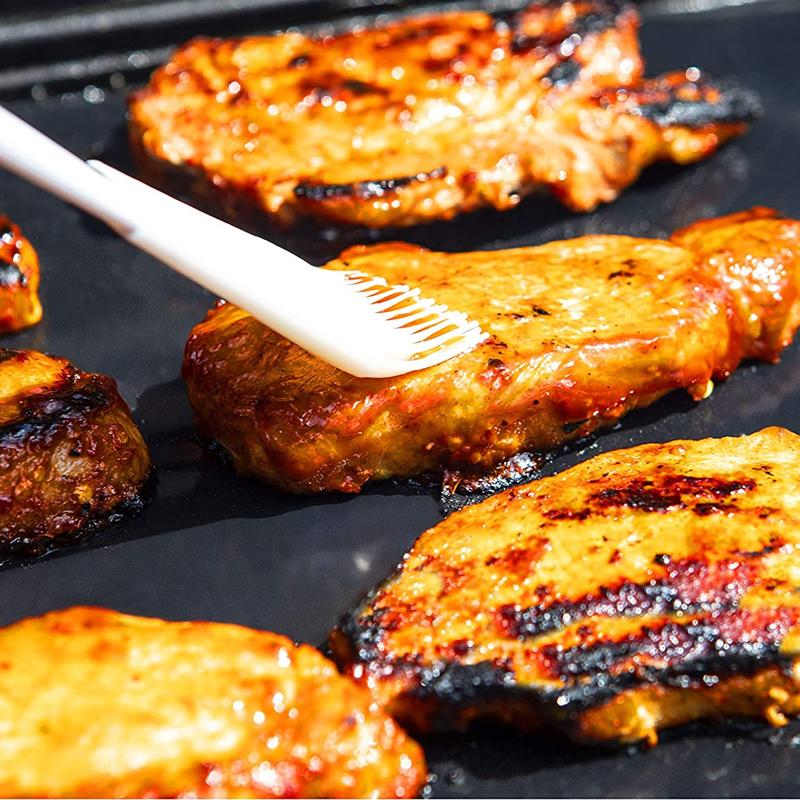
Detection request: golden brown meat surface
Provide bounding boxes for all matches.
[0,607,425,798]
[0,217,42,332]
[0,349,151,555]
[129,1,760,228]
[183,208,800,493]
[330,427,800,746]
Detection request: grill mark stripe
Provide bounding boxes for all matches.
[0,377,116,447]
[618,75,764,128]
[540,608,800,687]
[497,557,755,639]
[336,577,800,713]
[294,166,447,202]
[545,474,758,519]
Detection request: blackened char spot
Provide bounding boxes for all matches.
[0,259,24,287]
[334,608,388,664]
[544,60,581,87]
[532,305,551,316]
[414,659,516,705]
[637,78,763,128]
[0,375,116,448]
[509,0,633,54]
[451,639,472,657]
[295,166,447,201]
[343,79,381,96]
[594,484,683,512]
[591,475,755,513]
[288,54,310,68]
[569,0,634,36]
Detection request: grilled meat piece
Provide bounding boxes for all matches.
[0,349,150,555]
[129,2,759,228]
[183,208,800,493]
[331,427,800,746]
[0,607,425,798]
[0,217,42,332]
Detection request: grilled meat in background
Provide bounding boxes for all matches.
[0,349,150,556]
[331,427,800,746]
[0,217,41,333]
[0,606,425,798]
[183,207,800,494]
[129,1,760,229]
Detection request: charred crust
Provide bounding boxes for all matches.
[567,0,636,37]
[0,374,118,449]
[335,608,387,664]
[336,546,799,717]
[539,611,800,710]
[0,221,16,242]
[540,475,758,520]
[631,75,763,128]
[340,612,798,717]
[506,0,634,55]
[333,574,399,664]
[543,60,581,88]
[294,167,448,202]
[593,475,755,510]
[342,79,383,96]
[341,609,798,717]
[412,660,516,705]
[0,349,20,366]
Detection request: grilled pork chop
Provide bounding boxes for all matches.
[183,208,800,493]
[129,1,760,228]
[0,216,41,332]
[0,607,425,798]
[331,427,800,745]
[0,349,150,555]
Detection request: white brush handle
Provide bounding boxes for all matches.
[0,105,482,378]
[0,104,318,306]
[0,105,140,234]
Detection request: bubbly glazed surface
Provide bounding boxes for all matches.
[130,2,758,227]
[0,607,425,798]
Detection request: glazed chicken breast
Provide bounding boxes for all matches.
[129,1,760,228]
[0,349,150,556]
[331,427,800,746]
[183,208,800,493]
[0,607,425,798]
[0,216,42,332]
